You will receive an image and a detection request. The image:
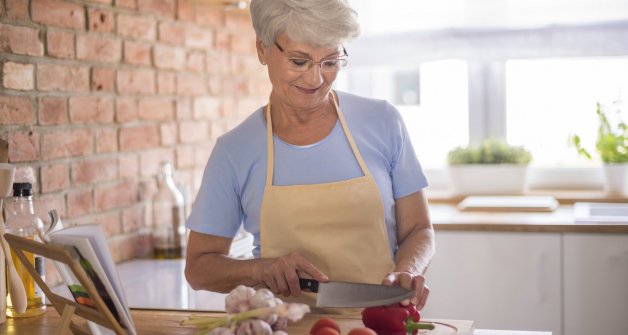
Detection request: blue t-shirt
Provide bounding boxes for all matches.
[186,91,428,257]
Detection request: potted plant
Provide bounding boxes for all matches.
[447,139,533,195]
[571,102,628,194]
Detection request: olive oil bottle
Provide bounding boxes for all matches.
[4,182,46,318]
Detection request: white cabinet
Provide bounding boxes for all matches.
[422,231,562,335]
[563,234,628,335]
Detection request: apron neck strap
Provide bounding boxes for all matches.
[265,91,371,186]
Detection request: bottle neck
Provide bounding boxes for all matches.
[12,195,35,214]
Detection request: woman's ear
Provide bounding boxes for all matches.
[256,38,267,65]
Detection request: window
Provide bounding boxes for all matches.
[506,56,628,168]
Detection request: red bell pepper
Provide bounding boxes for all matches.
[362,303,435,335]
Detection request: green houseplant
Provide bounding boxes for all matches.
[447,139,532,195]
[571,102,628,193]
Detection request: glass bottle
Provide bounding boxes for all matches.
[4,182,46,318]
[152,161,186,259]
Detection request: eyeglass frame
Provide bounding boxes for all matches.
[274,41,349,72]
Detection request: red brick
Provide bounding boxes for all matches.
[116,0,135,9]
[176,73,207,96]
[77,34,121,63]
[179,120,208,143]
[138,97,174,121]
[0,23,44,56]
[67,189,92,218]
[32,0,85,30]
[214,30,229,51]
[69,96,114,124]
[122,204,145,233]
[8,130,40,162]
[88,7,114,33]
[176,0,194,21]
[185,25,212,49]
[117,14,156,40]
[153,45,185,70]
[37,63,89,92]
[72,157,118,185]
[207,75,223,95]
[187,51,205,71]
[176,98,192,120]
[158,21,184,45]
[160,122,177,145]
[39,97,68,125]
[0,96,34,125]
[12,166,37,187]
[41,163,69,193]
[157,72,175,94]
[115,98,138,122]
[118,154,139,178]
[206,51,230,75]
[87,0,112,4]
[117,68,155,95]
[119,125,160,151]
[225,10,251,30]
[123,40,151,66]
[92,67,115,92]
[223,76,249,96]
[193,97,221,120]
[229,32,255,54]
[46,30,74,59]
[138,0,175,18]
[34,194,66,222]
[194,144,212,167]
[95,181,137,211]
[139,177,157,201]
[194,5,223,27]
[96,128,117,153]
[3,61,34,91]
[176,145,195,168]
[6,0,29,20]
[41,128,93,160]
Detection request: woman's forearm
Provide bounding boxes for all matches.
[394,224,435,275]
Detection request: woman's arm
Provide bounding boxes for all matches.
[382,189,435,309]
[184,231,328,296]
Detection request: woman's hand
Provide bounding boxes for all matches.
[254,251,328,297]
[382,271,429,310]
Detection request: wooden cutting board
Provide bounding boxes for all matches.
[0,308,475,335]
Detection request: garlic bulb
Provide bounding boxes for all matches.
[235,319,273,335]
[225,285,256,313]
[208,327,235,335]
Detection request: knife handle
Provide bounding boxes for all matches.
[299,278,319,293]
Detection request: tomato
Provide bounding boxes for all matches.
[314,326,341,335]
[310,317,341,335]
[347,328,377,335]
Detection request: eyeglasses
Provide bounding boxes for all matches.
[274,42,348,73]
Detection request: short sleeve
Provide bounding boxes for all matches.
[186,139,243,238]
[387,102,429,198]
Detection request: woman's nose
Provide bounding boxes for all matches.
[302,64,325,86]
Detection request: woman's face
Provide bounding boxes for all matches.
[257,34,343,112]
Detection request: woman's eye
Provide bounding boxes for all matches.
[323,60,339,67]
[289,59,310,67]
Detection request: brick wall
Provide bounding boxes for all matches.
[0,0,270,283]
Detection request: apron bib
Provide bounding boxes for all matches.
[259,92,394,312]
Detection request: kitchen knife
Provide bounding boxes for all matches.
[299,278,414,308]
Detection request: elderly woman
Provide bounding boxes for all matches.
[185,0,434,311]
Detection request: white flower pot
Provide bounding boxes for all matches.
[603,163,628,194]
[448,164,529,195]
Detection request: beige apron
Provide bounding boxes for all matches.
[260,92,395,311]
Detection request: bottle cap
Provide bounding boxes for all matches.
[12,182,33,197]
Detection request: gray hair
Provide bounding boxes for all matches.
[250,0,360,49]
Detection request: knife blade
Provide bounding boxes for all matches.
[299,278,414,308]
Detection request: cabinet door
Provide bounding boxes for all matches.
[563,233,628,335]
[422,231,562,335]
